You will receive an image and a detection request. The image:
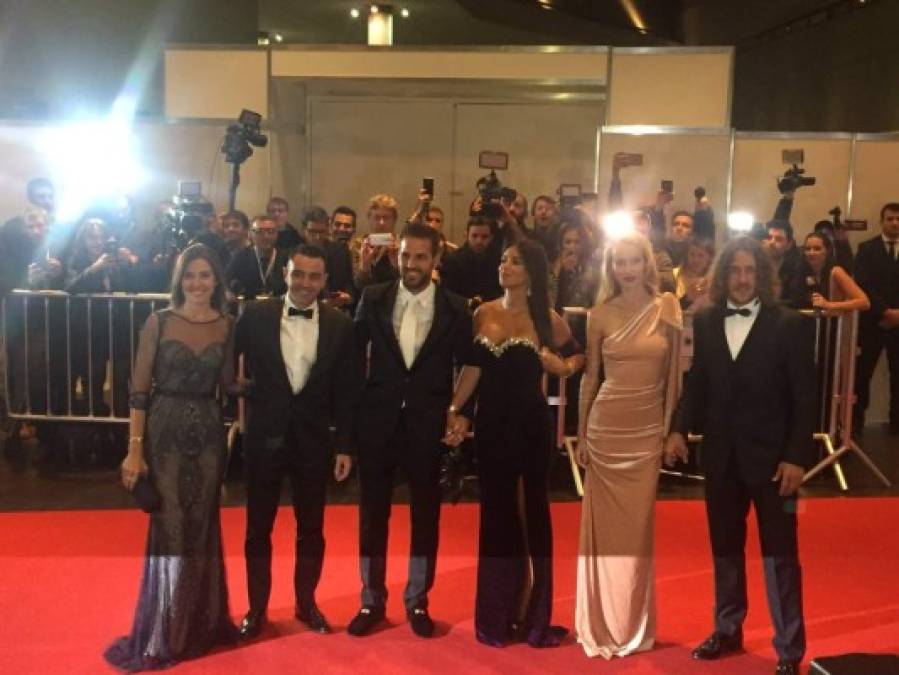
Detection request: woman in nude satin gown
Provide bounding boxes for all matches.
[575,233,682,658]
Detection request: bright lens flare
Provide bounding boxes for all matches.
[727,211,755,233]
[602,210,636,240]
[36,97,146,222]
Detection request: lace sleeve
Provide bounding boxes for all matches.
[129,312,160,410]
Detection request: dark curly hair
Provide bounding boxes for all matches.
[709,236,776,306]
[507,237,554,348]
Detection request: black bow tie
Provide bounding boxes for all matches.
[287,307,314,319]
[725,307,752,318]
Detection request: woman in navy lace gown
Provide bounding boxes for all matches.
[107,244,237,671]
[445,238,583,647]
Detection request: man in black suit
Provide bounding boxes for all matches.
[225,215,287,299]
[439,215,502,304]
[853,202,899,434]
[349,222,472,638]
[665,236,815,675]
[235,244,360,638]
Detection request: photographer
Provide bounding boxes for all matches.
[531,194,560,258]
[766,219,802,302]
[222,210,251,259]
[226,214,287,299]
[64,217,135,415]
[440,215,501,303]
[355,193,401,290]
[270,197,302,250]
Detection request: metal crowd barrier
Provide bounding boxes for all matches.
[2,290,170,423]
[555,306,890,497]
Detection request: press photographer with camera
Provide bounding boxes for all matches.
[221,210,251,259]
[765,219,802,302]
[440,215,501,304]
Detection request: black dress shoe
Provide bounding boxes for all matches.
[238,611,266,639]
[407,606,434,638]
[347,605,385,637]
[775,659,800,675]
[296,604,332,634]
[691,631,743,660]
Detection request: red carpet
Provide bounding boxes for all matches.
[0,498,897,674]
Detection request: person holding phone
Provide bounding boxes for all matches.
[355,194,401,290]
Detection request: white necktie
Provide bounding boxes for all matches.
[399,296,418,369]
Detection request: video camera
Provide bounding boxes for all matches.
[475,151,516,219]
[777,149,816,194]
[161,181,214,250]
[221,109,268,165]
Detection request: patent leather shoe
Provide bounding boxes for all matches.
[238,611,266,640]
[296,604,332,634]
[775,659,800,675]
[691,631,743,660]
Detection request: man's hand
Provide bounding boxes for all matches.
[386,239,399,269]
[334,453,353,482]
[443,411,470,447]
[878,308,899,330]
[663,432,689,467]
[772,461,804,496]
[655,190,674,211]
[328,291,353,308]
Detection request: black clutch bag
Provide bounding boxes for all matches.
[131,474,162,513]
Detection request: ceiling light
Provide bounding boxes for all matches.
[350,8,360,18]
[401,8,410,18]
[370,4,379,13]
[273,33,283,43]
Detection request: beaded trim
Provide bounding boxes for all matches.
[475,335,540,357]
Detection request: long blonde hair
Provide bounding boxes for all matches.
[595,233,659,305]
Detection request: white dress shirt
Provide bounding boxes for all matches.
[724,298,760,360]
[281,296,319,394]
[392,281,436,368]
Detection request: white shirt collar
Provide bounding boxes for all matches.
[397,280,435,308]
[283,295,318,320]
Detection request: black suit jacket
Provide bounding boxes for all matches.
[440,245,503,302]
[672,302,816,483]
[226,246,288,299]
[235,298,360,456]
[353,281,472,451]
[854,235,899,327]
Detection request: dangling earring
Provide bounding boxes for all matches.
[526,285,532,297]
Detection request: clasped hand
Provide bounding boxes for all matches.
[443,410,470,447]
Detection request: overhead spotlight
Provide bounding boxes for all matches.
[256,31,271,46]
[273,33,284,43]
[727,211,755,233]
[602,211,636,240]
[370,4,379,13]
[401,8,410,17]
[538,0,553,9]
[350,8,360,18]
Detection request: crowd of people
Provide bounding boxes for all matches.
[1,167,898,675]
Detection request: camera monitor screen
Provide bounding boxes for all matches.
[178,181,202,197]
[478,151,509,171]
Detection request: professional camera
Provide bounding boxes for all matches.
[221,109,268,165]
[474,151,516,219]
[161,181,214,250]
[777,149,816,194]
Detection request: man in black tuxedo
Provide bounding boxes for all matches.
[853,202,899,434]
[349,222,472,638]
[665,236,815,675]
[235,244,359,638]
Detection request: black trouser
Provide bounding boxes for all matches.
[854,323,899,429]
[358,416,442,611]
[705,458,805,662]
[244,426,331,615]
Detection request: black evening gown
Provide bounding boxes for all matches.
[105,310,237,671]
[471,335,566,648]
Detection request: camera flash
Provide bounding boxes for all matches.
[727,212,755,233]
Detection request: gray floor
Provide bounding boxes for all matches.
[0,421,895,512]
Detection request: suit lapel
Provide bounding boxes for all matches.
[734,303,775,365]
[709,304,733,366]
[304,301,332,387]
[412,285,452,369]
[269,299,293,392]
[377,282,407,369]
